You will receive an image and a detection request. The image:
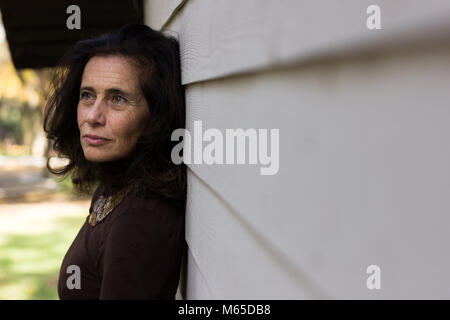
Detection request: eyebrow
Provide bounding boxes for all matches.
[80,86,134,97]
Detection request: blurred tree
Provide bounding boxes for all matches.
[0,15,53,158]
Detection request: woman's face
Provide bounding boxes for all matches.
[77,55,150,162]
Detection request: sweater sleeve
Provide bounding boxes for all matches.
[98,199,185,300]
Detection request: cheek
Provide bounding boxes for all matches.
[77,105,87,125]
[77,105,85,127]
[110,112,142,140]
[136,106,150,131]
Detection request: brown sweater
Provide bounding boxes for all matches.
[57,184,186,300]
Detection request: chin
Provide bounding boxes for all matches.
[85,151,131,163]
[85,155,111,162]
[82,142,117,161]
[83,150,115,162]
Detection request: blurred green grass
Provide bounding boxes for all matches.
[0,208,86,299]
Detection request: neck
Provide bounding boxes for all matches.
[95,157,133,195]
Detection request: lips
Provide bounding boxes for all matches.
[84,134,110,140]
[83,134,111,145]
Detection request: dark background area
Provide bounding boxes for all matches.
[0,0,143,70]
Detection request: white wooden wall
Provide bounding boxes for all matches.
[144,0,450,299]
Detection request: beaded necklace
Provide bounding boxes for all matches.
[88,185,132,227]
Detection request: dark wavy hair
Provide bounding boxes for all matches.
[43,24,186,210]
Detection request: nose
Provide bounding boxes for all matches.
[85,98,106,125]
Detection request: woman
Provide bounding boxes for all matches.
[43,24,187,299]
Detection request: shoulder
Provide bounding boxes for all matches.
[129,193,185,223]
[108,193,185,240]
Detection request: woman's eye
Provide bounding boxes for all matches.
[112,95,127,104]
[80,92,94,100]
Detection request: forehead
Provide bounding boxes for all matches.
[81,55,140,92]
